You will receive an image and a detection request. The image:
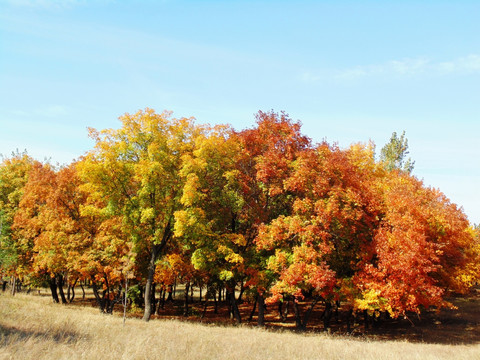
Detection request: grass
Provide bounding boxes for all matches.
[1,293,480,359]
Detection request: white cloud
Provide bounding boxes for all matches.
[3,0,113,9]
[9,105,69,118]
[335,57,430,81]
[437,55,480,74]
[37,105,69,117]
[301,55,480,83]
[5,0,78,7]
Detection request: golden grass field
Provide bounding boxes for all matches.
[1,292,480,360]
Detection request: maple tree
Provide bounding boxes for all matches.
[256,142,381,330]
[354,171,479,318]
[235,111,313,325]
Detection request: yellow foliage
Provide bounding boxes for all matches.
[354,289,392,316]
[140,208,154,224]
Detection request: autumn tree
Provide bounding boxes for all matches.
[353,169,478,319]
[235,111,313,324]
[256,142,381,330]
[175,111,313,325]
[0,151,36,293]
[174,124,246,322]
[79,108,200,321]
[29,163,111,305]
[11,162,62,300]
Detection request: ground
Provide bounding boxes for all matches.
[71,286,480,345]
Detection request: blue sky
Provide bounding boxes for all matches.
[1,0,479,224]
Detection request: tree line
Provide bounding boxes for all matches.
[1,109,479,331]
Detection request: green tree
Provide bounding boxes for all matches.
[380,131,414,173]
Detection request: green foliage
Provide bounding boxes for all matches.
[380,131,414,173]
[127,284,143,307]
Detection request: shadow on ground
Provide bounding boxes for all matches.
[0,323,86,345]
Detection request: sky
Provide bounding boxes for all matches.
[0,0,479,224]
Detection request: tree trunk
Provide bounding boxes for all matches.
[248,297,258,322]
[278,297,290,323]
[227,290,232,319]
[151,282,157,315]
[323,301,332,331]
[334,301,340,323]
[161,287,167,309]
[156,287,164,314]
[10,276,16,296]
[80,282,86,300]
[372,311,381,329]
[69,285,75,303]
[257,293,265,327]
[49,276,59,303]
[91,280,106,313]
[293,300,304,331]
[364,310,370,331]
[106,286,122,314]
[183,281,190,316]
[143,244,162,322]
[227,287,241,324]
[201,288,210,319]
[237,280,245,303]
[302,297,320,330]
[123,278,128,326]
[2,281,7,292]
[56,274,68,304]
[346,309,354,334]
[68,278,77,303]
[143,219,172,322]
[166,284,173,302]
[213,288,218,314]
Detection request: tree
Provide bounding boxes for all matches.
[176,111,313,325]
[0,151,36,293]
[12,162,61,299]
[256,142,380,330]
[353,171,478,318]
[79,108,200,321]
[26,163,107,305]
[174,124,246,323]
[235,111,313,325]
[380,131,414,173]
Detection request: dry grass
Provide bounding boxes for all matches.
[1,293,480,360]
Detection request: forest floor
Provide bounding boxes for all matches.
[69,286,480,345]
